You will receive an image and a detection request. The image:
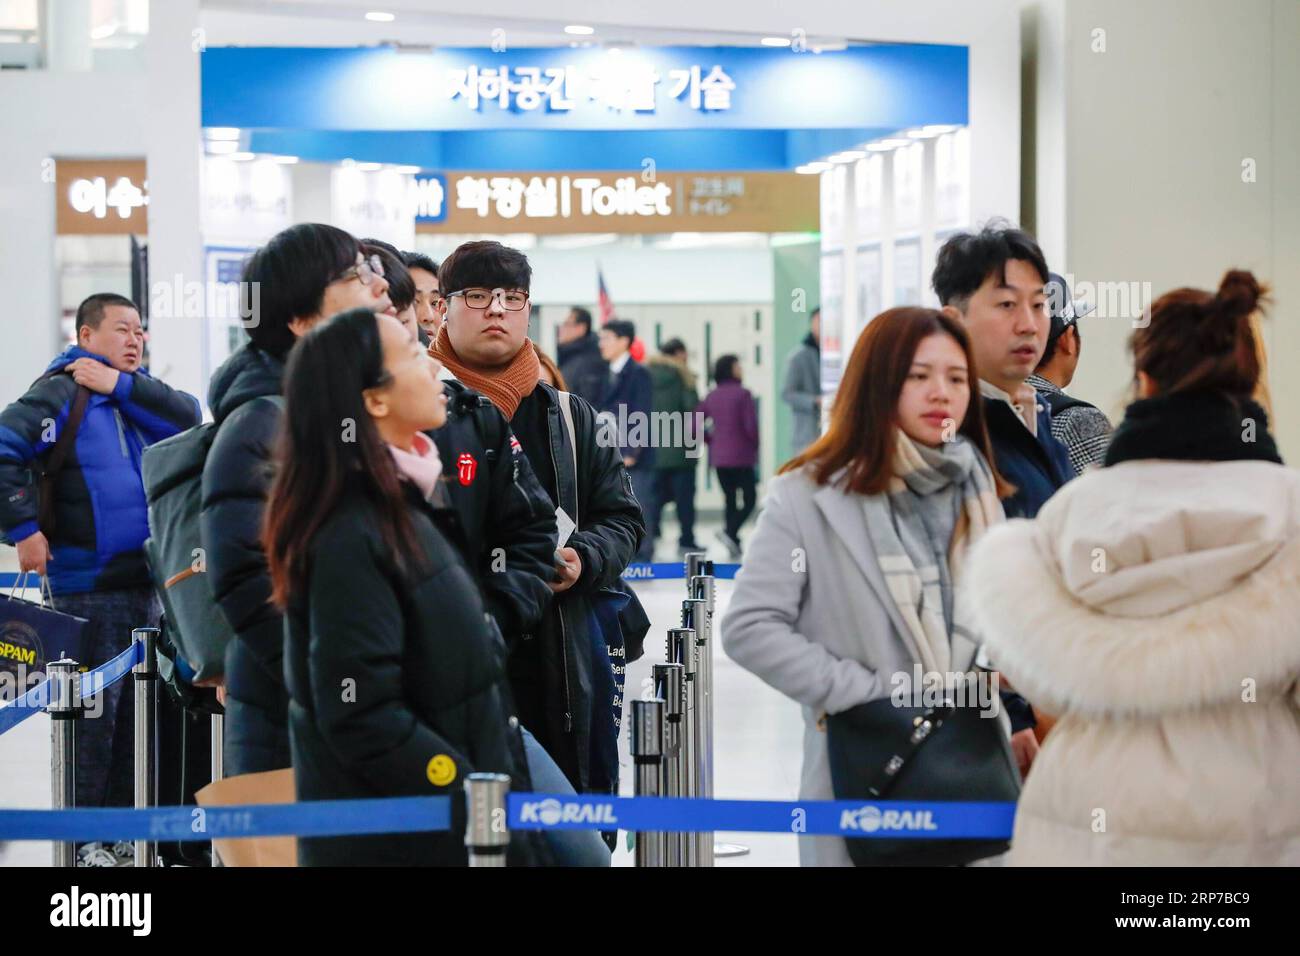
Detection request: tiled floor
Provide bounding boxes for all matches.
[1,513,807,867]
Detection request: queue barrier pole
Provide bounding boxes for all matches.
[132,627,159,868]
[630,698,665,867]
[210,708,224,867]
[665,626,697,865]
[465,772,510,867]
[47,656,81,868]
[652,662,685,866]
[681,598,712,867]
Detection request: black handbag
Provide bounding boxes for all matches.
[826,691,1021,867]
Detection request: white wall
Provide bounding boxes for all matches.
[1027,0,1300,458]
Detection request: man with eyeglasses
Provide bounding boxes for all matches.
[428,241,644,821]
[203,223,391,778]
[402,250,444,340]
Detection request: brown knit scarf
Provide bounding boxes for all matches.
[429,323,541,419]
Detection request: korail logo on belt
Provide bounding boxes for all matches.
[518,798,619,826]
[840,805,938,833]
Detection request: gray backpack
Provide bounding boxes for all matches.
[141,421,233,684]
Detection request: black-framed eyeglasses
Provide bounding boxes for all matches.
[335,254,385,286]
[446,287,530,311]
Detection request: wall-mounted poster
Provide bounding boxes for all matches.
[856,244,883,338]
[892,142,924,234]
[853,154,884,240]
[934,127,971,229]
[893,238,922,308]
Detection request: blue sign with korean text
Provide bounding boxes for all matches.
[202,44,967,133]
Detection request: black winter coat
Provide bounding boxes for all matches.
[507,383,644,792]
[428,383,558,639]
[200,344,289,773]
[556,334,607,408]
[284,483,534,866]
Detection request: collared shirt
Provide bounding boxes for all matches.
[979,379,1037,437]
[1026,374,1114,474]
[608,352,630,377]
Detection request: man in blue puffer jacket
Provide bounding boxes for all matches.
[0,293,200,821]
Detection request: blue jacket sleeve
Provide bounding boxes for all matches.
[113,371,201,441]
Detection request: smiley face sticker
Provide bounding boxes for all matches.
[426,754,457,787]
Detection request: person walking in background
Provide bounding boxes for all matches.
[697,354,759,559]
[262,308,544,866]
[203,224,390,778]
[967,270,1300,866]
[723,308,1010,867]
[0,293,200,858]
[556,306,606,405]
[782,306,821,457]
[1026,272,1113,473]
[598,318,656,563]
[646,338,701,556]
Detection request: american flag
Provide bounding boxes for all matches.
[597,267,615,325]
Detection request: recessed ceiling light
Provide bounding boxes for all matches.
[796,161,832,174]
[879,138,912,148]
[229,152,256,162]
[207,141,239,154]
[761,37,791,47]
[392,165,421,174]
[829,150,866,163]
[271,155,299,164]
[565,25,595,36]
[365,11,396,23]
[205,127,241,141]
[356,162,383,171]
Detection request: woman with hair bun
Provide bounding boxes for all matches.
[967,269,1300,865]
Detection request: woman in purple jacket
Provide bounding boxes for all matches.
[696,354,760,558]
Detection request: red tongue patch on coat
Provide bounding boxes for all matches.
[457,453,477,486]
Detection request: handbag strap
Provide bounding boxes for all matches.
[863,701,957,798]
[557,390,580,529]
[37,383,91,536]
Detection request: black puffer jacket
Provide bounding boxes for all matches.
[429,384,558,640]
[284,482,536,866]
[556,333,608,407]
[200,344,289,773]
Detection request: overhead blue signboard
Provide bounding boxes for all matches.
[202,44,968,133]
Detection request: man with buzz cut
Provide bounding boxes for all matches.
[932,221,1076,780]
[0,293,200,856]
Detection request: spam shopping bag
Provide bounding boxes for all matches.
[0,574,89,690]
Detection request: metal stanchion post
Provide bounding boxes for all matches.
[653,662,685,866]
[132,627,159,868]
[666,626,697,866]
[682,598,712,867]
[630,698,665,867]
[464,772,510,867]
[48,656,81,868]
[210,707,224,867]
[684,552,706,588]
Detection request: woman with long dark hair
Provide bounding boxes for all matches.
[968,270,1300,865]
[263,307,534,866]
[722,308,1014,866]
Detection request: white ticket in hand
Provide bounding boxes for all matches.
[555,507,576,549]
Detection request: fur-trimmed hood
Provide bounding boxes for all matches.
[967,459,1300,717]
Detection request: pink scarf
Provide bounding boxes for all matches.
[387,431,443,501]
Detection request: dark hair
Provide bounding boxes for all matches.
[604,319,635,344]
[713,354,739,383]
[401,251,439,277]
[1038,321,1079,367]
[660,337,687,358]
[810,307,821,321]
[781,307,1011,499]
[570,307,593,334]
[536,347,567,390]
[932,220,1049,310]
[362,239,414,313]
[242,223,360,357]
[263,307,424,608]
[75,293,138,335]
[1132,269,1267,398]
[438,240,531,296]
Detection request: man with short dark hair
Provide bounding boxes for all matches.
[598,319,655,562]
[556,306,605,405]
[1027,272,1113,473]
[932,221,1075,777]
[645,338,700,555]
[0,292,200,833]
[428,240,644,808]
[401,250,443,339]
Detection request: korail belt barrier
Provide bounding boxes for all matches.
[0,555,1015,867]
